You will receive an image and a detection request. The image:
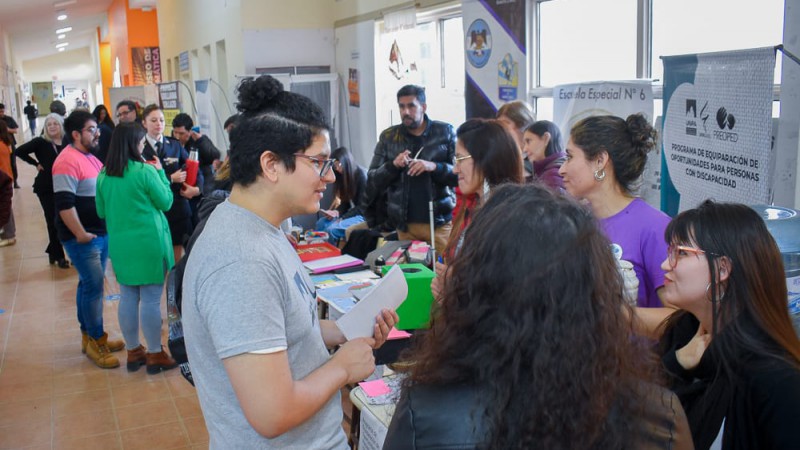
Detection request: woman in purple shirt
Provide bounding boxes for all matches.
[559,113,669,308]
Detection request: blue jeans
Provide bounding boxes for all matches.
[315,215,365,244]
[62,236,108,339]
[119,284,165,353]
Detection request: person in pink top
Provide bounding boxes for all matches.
[559,113,669,308]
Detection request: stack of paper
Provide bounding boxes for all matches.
[303,254,363,274]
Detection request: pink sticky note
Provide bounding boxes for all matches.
[358,379,392,397]
[387,327,412,340]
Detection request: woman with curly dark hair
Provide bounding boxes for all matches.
[655,200,800,450]
[384,183,692,450]
[559,113,669,308]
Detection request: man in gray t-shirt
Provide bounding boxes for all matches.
[181,77,397,449]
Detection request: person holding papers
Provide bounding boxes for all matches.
[384,183,692,450]
[181,75,397,449]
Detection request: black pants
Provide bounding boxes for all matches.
[10,146,18,186]
[36,191,65,261]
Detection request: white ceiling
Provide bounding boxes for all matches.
[0,0,115,63]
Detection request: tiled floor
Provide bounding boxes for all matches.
[0,157,209,449]
[0,153,355,449]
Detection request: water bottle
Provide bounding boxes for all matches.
[749,205,800,336]
[618,260,639,306]
[185,150,199,187]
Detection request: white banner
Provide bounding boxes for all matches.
[462,0,527,118]
[661,47,775,215]
[553,80,656,205]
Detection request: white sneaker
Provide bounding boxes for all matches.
[0,238,16,247]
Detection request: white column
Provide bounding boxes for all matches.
[774,0,800,208]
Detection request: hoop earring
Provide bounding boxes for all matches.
[593,168,606,182]
[705,283,726,303]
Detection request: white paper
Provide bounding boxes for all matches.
[359,406,389,450]
[302,254,362,273]
[336,265,408,340]
[335,270,381,282]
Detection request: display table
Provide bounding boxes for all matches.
[348,374,400,450]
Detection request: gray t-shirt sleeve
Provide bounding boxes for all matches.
[195,261,288,359]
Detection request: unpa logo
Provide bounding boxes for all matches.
[714,107,738,142]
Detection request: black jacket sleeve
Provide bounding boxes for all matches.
[195,136,221,166]
[15,138,41,166]
[0,171,12,227]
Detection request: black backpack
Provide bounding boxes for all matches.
[166,190,230,386]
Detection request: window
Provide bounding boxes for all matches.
[538,0,638,87]
[531,0,785,119]
[652,0,784,84]
[375,10,465,138]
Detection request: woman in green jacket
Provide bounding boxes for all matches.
[96,122,178,374]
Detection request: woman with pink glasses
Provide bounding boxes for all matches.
[654,200,800,450]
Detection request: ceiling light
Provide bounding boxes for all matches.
[57,13,68,21]
[53,0,77,8]
[58,34,66,39]
[56,42,69,48]
[58,48,65,52]
[56,27,72,34]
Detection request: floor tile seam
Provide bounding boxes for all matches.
[106,367,124,449]
[166,381,193,447]
[0,260,23,373]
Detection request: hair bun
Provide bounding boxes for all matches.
[236,75,285,114]
[625,113,657,154]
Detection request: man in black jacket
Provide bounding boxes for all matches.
[171,113,221,196]
[366,85,456,252]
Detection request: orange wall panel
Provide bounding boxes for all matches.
[108,0,129,85]
[106,0,160,87]
[99,41,112,107]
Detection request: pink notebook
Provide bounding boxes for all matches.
[302,255,363,274]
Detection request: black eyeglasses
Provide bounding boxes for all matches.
[82,126,99,135]
[116,109,133,118]
[294,153,340,178]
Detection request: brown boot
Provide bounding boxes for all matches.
[126,345,146,372]
[146,347,178,374]
[85,334,120,369]
[82,332,124,354]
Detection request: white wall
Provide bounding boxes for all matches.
[242,28,336,74]
[0,26,23,124]
[22,47,98,85]
[156,0,244,152]
[335,21,378,167]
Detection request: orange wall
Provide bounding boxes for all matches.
[105,0,159,88]
[99,40,112,107]
[107,0,128,86]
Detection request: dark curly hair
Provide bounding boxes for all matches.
[570,113,657,194]
[229,75,330,187]
[404,183,658,449]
